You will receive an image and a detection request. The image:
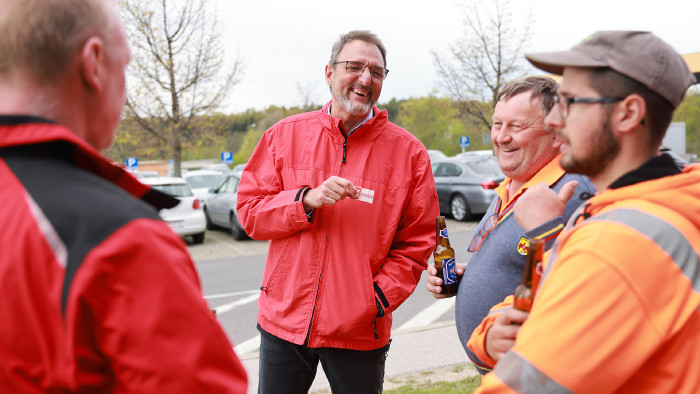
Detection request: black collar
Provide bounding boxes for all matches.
[0,115,56,126]
[608,154,681,189]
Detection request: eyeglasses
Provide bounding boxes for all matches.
[332,61,389,80]
[554,95,624,118]
[468,213,499,252]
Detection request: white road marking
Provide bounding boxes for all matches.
[214,293,260,314]
[204,289,259,300]
[234,334,261,355]
[397,297,456,331]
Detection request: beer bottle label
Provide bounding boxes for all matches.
[439,228,449,238]
[441,257,457,285]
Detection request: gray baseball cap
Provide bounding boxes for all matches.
[526,31,695,108]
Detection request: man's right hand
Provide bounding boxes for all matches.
[485,307,529,361]
[514,180,578,231]
[302,176,360,211]
[426,263,465,299]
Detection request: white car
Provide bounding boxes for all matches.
[141,176,206,244]
[183,170,224,206]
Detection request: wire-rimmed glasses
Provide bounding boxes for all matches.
[467,213,499,252]
[332,61,389,80]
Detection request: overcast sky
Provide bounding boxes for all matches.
[213,0,699,114]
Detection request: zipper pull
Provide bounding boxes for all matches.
[342,135,347,164]
[338,123,348,164]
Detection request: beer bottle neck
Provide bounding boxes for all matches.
[520,239,544,287]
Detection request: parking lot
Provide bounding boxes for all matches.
[187,228,268,260]
[187,217,477,261]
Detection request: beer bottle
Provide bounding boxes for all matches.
[434,216,460,295]
[513,238,544,312]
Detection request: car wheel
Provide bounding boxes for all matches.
[230,212,247,240]
[191,232,205,244]
[204,208,216,230]
[450,194,472,221]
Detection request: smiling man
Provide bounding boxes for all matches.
[237,30,439,393]
[426,76,594,375]
[474,31,700,393]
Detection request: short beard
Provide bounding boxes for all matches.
[561,116,620,178]
[331,84,375,116]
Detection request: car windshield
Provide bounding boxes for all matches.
[185,174,222,189]
[465,157,502,176]
[151,184,193,198]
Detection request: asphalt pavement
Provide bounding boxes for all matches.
[188,217,480,393]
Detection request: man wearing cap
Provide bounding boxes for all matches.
[473,31,700,393]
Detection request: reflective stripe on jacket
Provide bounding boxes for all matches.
[0,117,248,393]
[477,163,700,393]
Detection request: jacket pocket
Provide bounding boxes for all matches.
[317,253,377,341]
[260,238,296,294]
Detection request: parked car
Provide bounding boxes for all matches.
[452,149,494,159]
[132,170,160,179]
[204,173,249,240]
[183,170,224,206]
[427,150,447,163]
[141,176,206,244]
[200,163,232,174]
[432,155,504,221]
[231,162,246,176]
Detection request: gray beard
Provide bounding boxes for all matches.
[332,88,374,117]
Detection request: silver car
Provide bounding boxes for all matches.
[183,170,224,206]
[204,173,249,240]
[432,155,504,221]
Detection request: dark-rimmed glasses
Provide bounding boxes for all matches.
[468,213,499,252]
[554,95,624,118]
[332,61,389,80]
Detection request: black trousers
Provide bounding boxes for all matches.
[258,327,391,394]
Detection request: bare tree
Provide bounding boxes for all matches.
[295,81,320,111]
[433,0,533,130]
[118,0,244,176]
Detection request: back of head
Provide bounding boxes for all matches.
[0,0,109,84]
[329,30,387,68]
[497,76,559,117]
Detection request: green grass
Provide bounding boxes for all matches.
[384,375,481,394]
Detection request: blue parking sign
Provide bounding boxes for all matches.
[460,136,470,148]
[221,151,233,164]
[125,157,138,169]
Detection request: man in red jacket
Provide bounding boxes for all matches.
[237,30,440,393]
[0,0,247,392]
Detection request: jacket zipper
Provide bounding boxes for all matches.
[340,123,348,164]
[304,121,356,344]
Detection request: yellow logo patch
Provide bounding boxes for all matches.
[517,236,529,256]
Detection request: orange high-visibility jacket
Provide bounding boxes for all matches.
[476,163,700,393]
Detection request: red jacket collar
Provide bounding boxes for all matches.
[0,116,177,209]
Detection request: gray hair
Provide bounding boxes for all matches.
[497,76,559,117]
[328,30,387,68]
